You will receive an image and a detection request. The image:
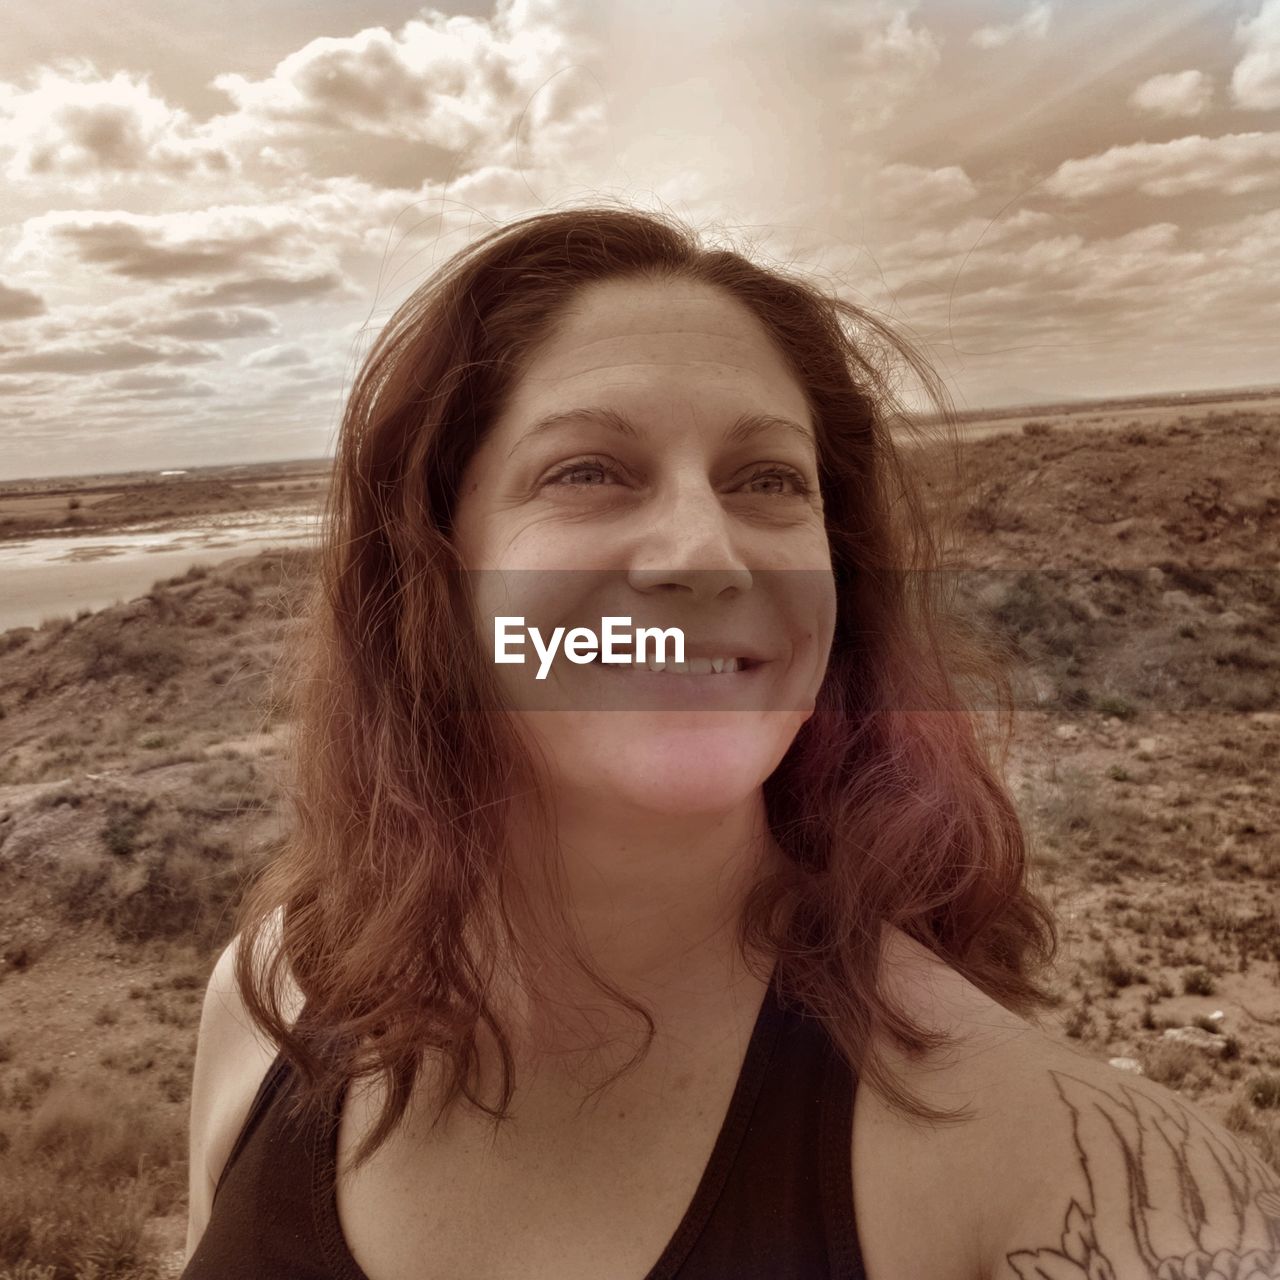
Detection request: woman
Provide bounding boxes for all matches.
[182,204,1280,1279]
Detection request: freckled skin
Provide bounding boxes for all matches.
[451,277,837,818]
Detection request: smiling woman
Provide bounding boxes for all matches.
[181,203,1280,1280]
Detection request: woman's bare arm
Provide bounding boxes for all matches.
[985,1061,1280,1279]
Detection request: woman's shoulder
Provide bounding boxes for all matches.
[854,926,1280,1280]
[185,907,305,1259]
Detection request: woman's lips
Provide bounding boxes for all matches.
[578,656,774,705]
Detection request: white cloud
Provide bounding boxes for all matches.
[243,343,310,368]
[1130,70,1213,118]
[875,163,978,219]
[1232,0,1280,110]
[887,208,1058,264]
[970,2,1052,50]
[0,61,233,184]
[1043,131,1280,199]
[834,3,942,128]
[210,0,598,159]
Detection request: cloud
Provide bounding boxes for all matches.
[971,2,1052,49]
[0,61,233,183]
[14,207,351,307]
[875,163,978,218]
[178,269,349,307]
[1130,70,1213,118]
[243,343,310,368]
[25,207,314,281]
[141,307,280,340]
[0,281,45,321]
[825,3,942,125]
[110,370,198,391]
[886,207,1059,265]
[1043,131,1280,199]
[107,370,217,398]
[0,338,216,375]
[50,220,277,280]
[872,202,1280,397]
[1232,0,1280,110]
[210,0,597,159]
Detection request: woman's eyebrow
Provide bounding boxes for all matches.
[507,406,816,457]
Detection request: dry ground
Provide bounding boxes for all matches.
[0,398,1277,1277]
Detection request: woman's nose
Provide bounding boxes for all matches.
[625,474,753,599]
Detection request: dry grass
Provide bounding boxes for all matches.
[0,1075,185,1279]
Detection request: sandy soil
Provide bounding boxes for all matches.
[0,395,1276,1274]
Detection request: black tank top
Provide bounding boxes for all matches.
[182,968,870,1278]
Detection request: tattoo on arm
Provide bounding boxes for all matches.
[1004,1070,1280,1279]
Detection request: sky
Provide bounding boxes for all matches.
[1,0,1278,480]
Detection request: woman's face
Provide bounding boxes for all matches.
[452,276,837,816]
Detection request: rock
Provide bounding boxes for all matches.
[1109,1057,1144,1075]
[1162,1026,1225,1056]
[1055,724,1080,741]
[1160,590,1196,611]
[1250,712,1280,728]
[1137,737,1158,754]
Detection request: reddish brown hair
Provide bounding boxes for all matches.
[234,201,1058,1169]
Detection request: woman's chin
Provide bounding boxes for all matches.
[560,728,787,815]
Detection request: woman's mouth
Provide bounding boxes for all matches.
[588,655,762,675]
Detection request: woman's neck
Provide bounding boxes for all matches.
[493,787,786,1059]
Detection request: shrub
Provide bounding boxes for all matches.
[1249,1073,1280,1109]
[79,629,186,686]
[966,479,1024,534]
[1141,1042,1205,1090]
[1096,941,1136,989]
[1182,967,1216,996]
[161,563,210,587]
[98,798,153,859]
[0,1078,184,1274]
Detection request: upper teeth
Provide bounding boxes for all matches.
[641,657,744,674]
[592,656,747,674]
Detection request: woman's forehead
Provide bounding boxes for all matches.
[549,276,775,351]
[500,278,810,425]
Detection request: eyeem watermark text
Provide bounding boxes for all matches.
[494,616,685,680]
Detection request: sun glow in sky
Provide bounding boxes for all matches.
[1,0,1277,479]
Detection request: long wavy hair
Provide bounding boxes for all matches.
[234,200,1059,1171]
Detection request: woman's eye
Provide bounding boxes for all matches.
[543,457,618,488]
[541,459,812,496]
[742,466,811,497]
